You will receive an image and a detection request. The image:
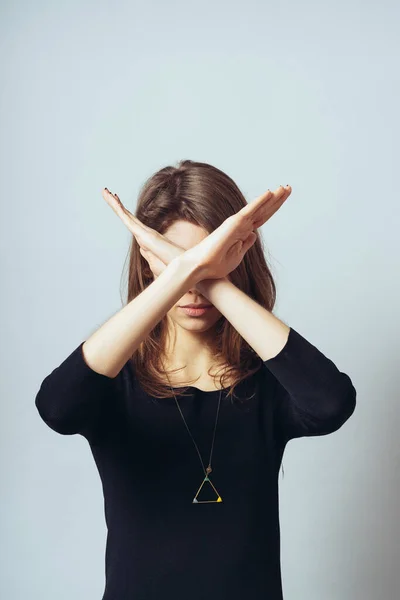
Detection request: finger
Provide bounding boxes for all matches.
[139,246,166,278]
[240,185,291,224]
[138,228,185,265]
[103,189,172,258]
[103,188,140,231]
[139,247,153,277]
[249,185,287,218]
[230,232,256,262]
[139,246,153,268]
[249,185,291,228]
[241,231,257,254]
[254,185,291,224]
[102,188,149,242]
[240,188,274,218]
[114,197,178,257]
[114,193,155,233]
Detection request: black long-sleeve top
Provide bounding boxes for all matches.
[34,326,356,600]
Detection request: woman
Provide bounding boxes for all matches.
[35,159,356,600]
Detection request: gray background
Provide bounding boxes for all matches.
[1,1,399,598]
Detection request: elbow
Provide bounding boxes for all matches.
[35,379,53,426]
[327,378,357,432]
[35,387,61,434]
[35,379,80,436]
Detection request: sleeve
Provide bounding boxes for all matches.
[262,327,357,444]
[34,341,126,443]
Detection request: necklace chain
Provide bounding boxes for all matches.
[172,386,222,476]
[160,358,222,477]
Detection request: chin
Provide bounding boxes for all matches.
[180,322,218,334]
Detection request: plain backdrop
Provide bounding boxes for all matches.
[1,1,399,599]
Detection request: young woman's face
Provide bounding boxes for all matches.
[163,220,226,333]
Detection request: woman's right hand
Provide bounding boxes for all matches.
[102,188,185,269]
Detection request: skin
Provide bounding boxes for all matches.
[102,184,292,382]
[157,219,231,379]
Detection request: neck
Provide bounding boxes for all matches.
[161,321,219,381]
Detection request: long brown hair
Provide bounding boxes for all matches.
[120,159,277,402]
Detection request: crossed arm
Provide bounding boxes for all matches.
[35,184,357,443]
[195,276,290,362]
[103,184,292,362]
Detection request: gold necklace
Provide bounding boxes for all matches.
[161,362,223,504]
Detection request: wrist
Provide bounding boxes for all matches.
[195,276,230,299]
[172,254,204,287]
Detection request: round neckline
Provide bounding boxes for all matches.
[169,375,252,394]
[171,384,232,394]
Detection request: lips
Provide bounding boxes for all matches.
[180,304,212,308]
[179,305,213,316]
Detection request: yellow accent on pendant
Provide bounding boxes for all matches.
[193,476,223,504]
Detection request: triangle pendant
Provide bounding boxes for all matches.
[193,476,223,504]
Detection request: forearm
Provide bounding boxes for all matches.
[196,277,356,439]
[195,277,290,361]
[83,257,201,378]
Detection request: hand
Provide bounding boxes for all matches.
[102,188,203,289]
[102,187,185,274]
[180,184,292,280]
[102,184,292,281]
